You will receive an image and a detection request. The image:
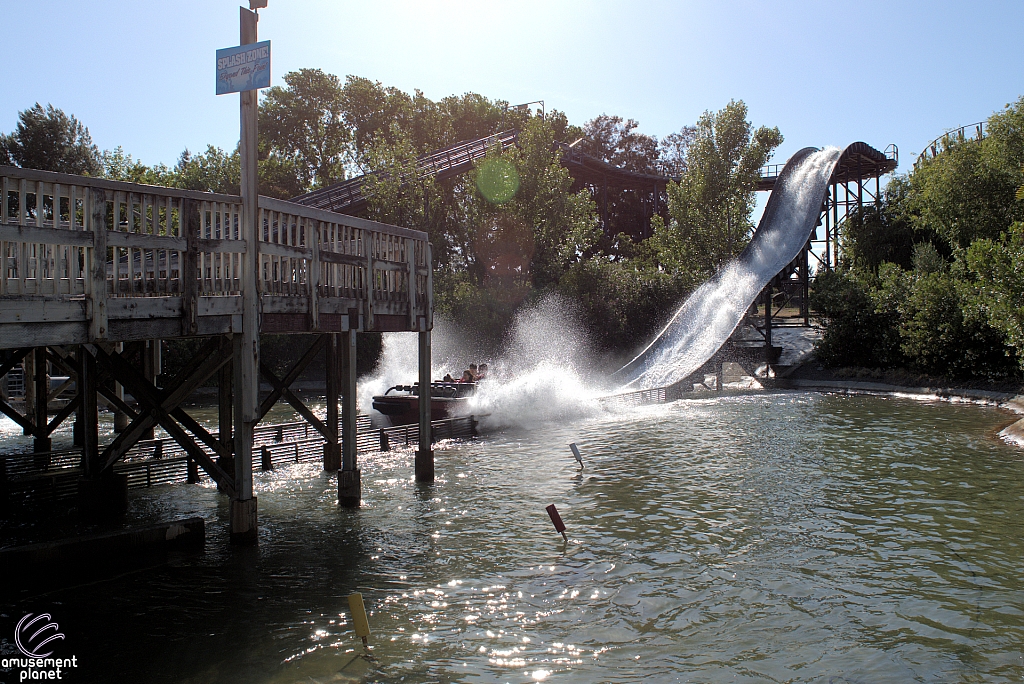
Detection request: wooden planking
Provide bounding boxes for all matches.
[0,167,432,347]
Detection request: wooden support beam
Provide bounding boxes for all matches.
[256,335,326,422]
[88,187,108,341]
[259,360,331,440]
[33,347,51,453]
[94,339,224,462]
[143,339,161,440]
[323,333,340,471]
[415,330,433,482]
[232,4,261,543]
[45,393,81,436]
[0,396,33,432]
[93,340,233,494]
[218,335,233,452]
[78,346,100,476]
[0,348,30,381]
[340,330,357,473]
[180,199,199,336]
[338,329,359,507]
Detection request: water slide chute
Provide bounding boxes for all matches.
[615,146,844,389]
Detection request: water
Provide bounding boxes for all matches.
[618,147,842,389]
[4,392,1023,682]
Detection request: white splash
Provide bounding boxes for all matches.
[617,147,842,389]
[360,297,609,429]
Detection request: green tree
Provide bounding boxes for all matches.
[965,221,1024,369]
[905,98,1024,250]
[653,100,783,280]
[259,68,350,191]
[0,103,101,174]
[173,145,240,194]
[101,146,174,185]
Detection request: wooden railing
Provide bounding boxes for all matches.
[0,166,432,342]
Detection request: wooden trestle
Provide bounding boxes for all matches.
[0,165,435,542]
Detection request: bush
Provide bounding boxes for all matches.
[811,269,903,368]
[557,259,689,362]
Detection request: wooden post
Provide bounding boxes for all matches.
[88,187,108,341]
[323,333,340,471]
[22,352,35,437]
[230,5,260,544]
[218,335,234,479]
[415,331,433,482]
[338,329,360,506]
[763,283,773,368]
[142,340,161,440]
[180,199,199,336]
[78,346,98,476]
[113,342,128,434]
[33,347,51,454]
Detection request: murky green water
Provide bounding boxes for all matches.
[3,392,1023,682]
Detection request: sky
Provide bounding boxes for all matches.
[1,0,1021,179]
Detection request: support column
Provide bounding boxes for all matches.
[217,335,234,483]
[323,333,340,471]
[338,329,360,506]
[230,5,260,544]
[79,347,99,476]
[112,342,129,434]
[415,331,433,482]
[33,347,51,455]
[77,345,127,519]
[763,283,773,366]
[141,340,161,440]
[22,352,35,437]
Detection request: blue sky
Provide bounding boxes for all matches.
[1,0,1020,177]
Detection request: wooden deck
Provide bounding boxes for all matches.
[0,166,438,535]
[0,165,433,349]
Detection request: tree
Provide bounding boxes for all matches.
[100,146,174,185]
[905,97,1024,250]
[965,221,1024,370]
[0,103,101,174]
[653,100,783,280]
[578,115,660,172]
[657,125,697,177]
[259,68,350,191]
[173,146,240,195]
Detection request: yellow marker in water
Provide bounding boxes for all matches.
[348,592,371,648]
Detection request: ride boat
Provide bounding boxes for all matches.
[371,381,477,426]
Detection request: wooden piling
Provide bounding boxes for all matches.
[338,329,360,507]
[415,331,433,482]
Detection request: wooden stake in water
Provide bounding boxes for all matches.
[569,442,583,469]
[546,504,568,541]
[348,592,373,656]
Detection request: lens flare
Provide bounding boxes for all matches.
[476,158,520,204]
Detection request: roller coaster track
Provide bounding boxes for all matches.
[293,130,681,214]
[293,130,520,214]
[914,121,986,166]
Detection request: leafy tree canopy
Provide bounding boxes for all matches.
[0,103,101,175]
[653,99,783,281]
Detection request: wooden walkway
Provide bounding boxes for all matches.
[0,165,437,539]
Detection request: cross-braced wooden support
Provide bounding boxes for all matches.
[91,339,236,495]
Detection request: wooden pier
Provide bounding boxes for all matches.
[0,164,437,542]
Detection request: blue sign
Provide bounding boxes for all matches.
[216,41,271,95]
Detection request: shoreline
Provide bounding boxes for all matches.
[773,375,1024,449]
